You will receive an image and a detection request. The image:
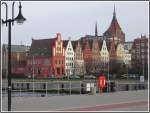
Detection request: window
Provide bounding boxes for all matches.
[141,55,144,59]
[141,49,144,53]
[141,43,145,47]
[58,42,61,45]
[55,60,57,64]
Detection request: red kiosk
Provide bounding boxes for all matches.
[98,74,106,92]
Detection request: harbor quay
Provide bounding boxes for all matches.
[2,90,148,111]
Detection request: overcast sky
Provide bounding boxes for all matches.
[1,1,149,46]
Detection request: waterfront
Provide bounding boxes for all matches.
[2,90,148,111]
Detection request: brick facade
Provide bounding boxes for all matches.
[131,35,148,66]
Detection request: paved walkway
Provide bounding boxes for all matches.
[2,90,148,111]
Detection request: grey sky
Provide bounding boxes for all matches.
[1,1,149,46]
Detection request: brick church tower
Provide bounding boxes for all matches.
[103,5,125,45]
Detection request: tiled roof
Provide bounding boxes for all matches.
[104,14,124,38]
[2,44,30,52]
[106,41,112,51]
[98,40,103,50]
[71,40,78,50]
[29,38,55,57]
[88,40,93,49]
[63,40,69,49]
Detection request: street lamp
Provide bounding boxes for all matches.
[107,60,110,92]
[1,1,26,111]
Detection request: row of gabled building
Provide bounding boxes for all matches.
[26,7,129,78]
[26,31,130,78]
[2,6,148,78]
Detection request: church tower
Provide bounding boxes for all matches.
[103,5,125,44]
[95,21,98,37]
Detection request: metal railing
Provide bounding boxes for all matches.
[2,80,148,97]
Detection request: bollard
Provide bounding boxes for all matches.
[81,83,84,94]
[12,83,14,90]
[46,82,47,97]
[80,81,81,95]
[70,81,71,95]
[110,82,115,92]
[27,83,29,90]
[126,84,129,91]
[21,83,24,90]
[61,83,64,93]
[134,85,137,90]
[138,84,141,90]
[58,82,59,95]
[43,83,46,90]
[20,87,21,97]
[90,87,96,95]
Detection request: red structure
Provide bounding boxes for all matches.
[103,6,125,44]
[27,33,65,78]
[108,38,117,61]
[131,35,148,67]
[82,37,92,74]
[98,75,106,89]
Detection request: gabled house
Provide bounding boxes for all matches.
[100,39,109,64]
[64,39,74,76]
[116,43,125,63]
[73,40,85,76]
[27,33,65,78]
[108,39,117,62]
[91,38,101,73]
[82,38,92,74]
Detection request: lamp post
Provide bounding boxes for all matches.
[1,1,26,111]
[32,56,35,95]
[107,60,110,92]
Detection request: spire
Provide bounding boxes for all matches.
[113,4,116,20]
[95,21,98,37]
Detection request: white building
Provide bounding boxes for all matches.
[116,43,125,63]
[100,40,109,63]
[124,50,131,65]
[64,40,75,76]
[73,41,85,76]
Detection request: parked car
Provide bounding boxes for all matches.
[69,75,80,79]
[84,75,96,79]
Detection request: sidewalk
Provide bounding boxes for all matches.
[2,90,148,111]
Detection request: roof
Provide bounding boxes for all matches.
[132,35,148,50]
[106,41,112,51]
[71,40,78,50]
[98,40,103,50]
[2,44,30,52]
[89,40,93,49]
[63,40,78,50]
[63,40,69,48]
[103,9,124,38]
[29,38,55,57]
